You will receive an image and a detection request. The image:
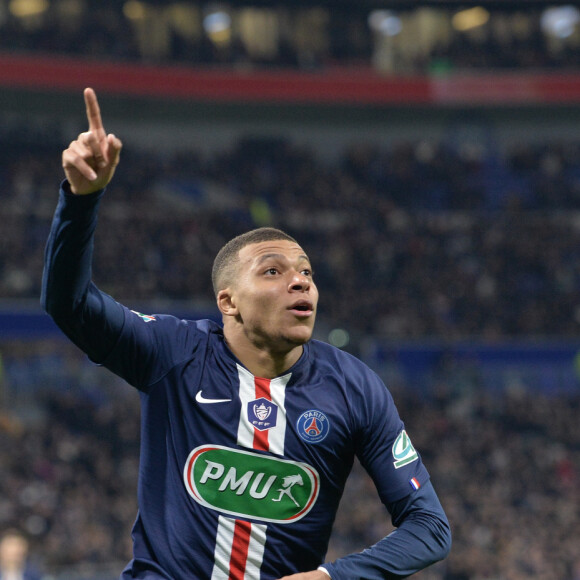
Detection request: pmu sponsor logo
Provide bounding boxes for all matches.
[183,445,320,523]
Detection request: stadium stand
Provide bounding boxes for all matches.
[2,125,580,579]
[1,1,580,578]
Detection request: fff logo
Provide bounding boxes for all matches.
[248,398,278,431]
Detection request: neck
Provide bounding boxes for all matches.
[224,329,303,379]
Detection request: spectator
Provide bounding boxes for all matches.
[0,529,43,580]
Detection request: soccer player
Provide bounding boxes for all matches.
[42,88,451,579]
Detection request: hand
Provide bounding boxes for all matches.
[62,88,123,195]
[277,571,328,580]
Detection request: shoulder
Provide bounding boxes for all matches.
[306,339,389,407]
[126,309,221,333]
[307,341,399,434]
[120,308,224,354]
[308,339,381,383]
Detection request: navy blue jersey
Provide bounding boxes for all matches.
[102,309,430,578]
[42,185,451,580]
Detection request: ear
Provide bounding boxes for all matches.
[217,288,238,317]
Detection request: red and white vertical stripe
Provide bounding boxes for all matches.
[236,363,290,455]
[211,516,267,580]
[210,364,291,579]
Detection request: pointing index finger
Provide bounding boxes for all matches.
[84,87,104,134]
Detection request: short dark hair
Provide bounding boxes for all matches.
[211,227,299,297]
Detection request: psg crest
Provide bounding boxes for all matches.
[296,410,330,444]
[247,397,278,431]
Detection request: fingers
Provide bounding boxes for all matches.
[84,87,105,135]
[107,133,123,168]
[62,138,98,181]
[78,130,107,169]
[63,132,122,175]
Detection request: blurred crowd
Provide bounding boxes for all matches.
[0,339,579,579]
[333,379,580,580]
[3,127,580,340]
[0,340,139,577]
[1,122,580,577]
[0,3,579,73]
[0,121,580,580]
[2,2,580,578]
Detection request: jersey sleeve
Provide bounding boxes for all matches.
[99,308,199,391]
[320,362,451,579]
[321,480,451,579]
[42,182,199,391]
[42,183,125,363]
[353,368,430,504]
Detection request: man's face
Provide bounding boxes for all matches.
[228,239,318,351]
[0,534,28,566]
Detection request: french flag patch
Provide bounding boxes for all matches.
[409,477,421,490]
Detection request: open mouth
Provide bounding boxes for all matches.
[289,301,313,314]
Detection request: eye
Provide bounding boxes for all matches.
[264,267,279,276]
[301,268,313,277]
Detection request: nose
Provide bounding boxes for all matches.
[289,271,310,292]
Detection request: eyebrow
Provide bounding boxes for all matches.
[256,253,311,265]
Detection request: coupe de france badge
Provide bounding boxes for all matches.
[297,410,330,444]
[392,429,418,469]
[248,398,278,431]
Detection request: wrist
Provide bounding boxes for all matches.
[61,179,104,199]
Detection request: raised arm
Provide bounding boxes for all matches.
[41,88,125,362]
